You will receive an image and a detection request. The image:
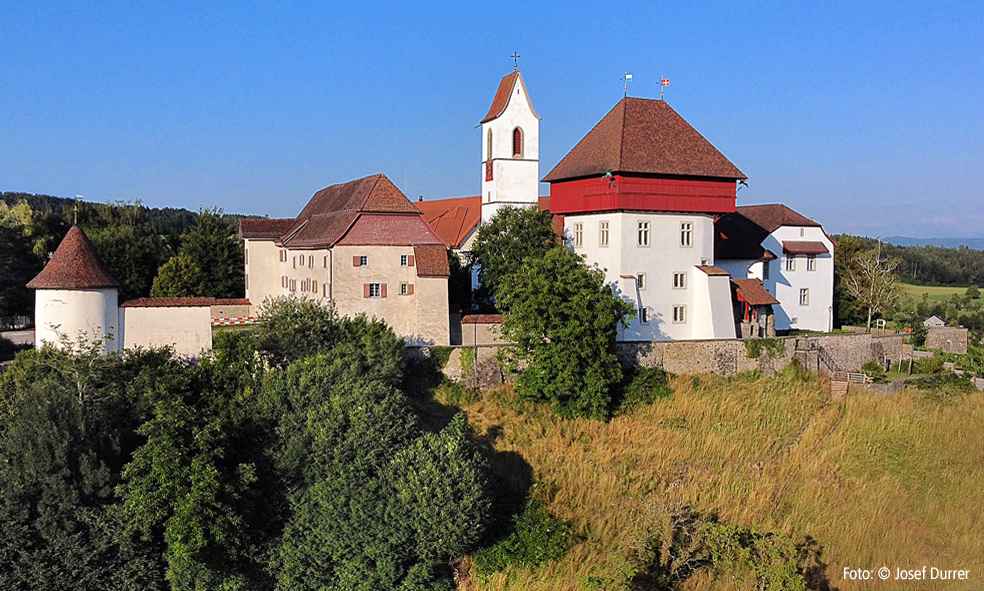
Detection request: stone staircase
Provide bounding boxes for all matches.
[829,371,872,397]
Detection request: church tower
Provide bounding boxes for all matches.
[480,69,540,223]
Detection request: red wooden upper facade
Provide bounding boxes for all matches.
[548,174,736,215]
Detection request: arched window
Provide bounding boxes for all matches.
[487,129,493,161]
[512,127,523,157]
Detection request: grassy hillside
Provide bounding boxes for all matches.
[900,282,969,302]
[448,370,984,591]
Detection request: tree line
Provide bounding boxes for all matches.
[1,193,249,318]
[833,233,984,287]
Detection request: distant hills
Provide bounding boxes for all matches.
[883,236,984,250]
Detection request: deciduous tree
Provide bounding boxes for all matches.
[843,242,903,331]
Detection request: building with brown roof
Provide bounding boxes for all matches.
[715,204,834,332]
[241,173,451,345]
[27,226,123,352]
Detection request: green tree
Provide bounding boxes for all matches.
[965,285,980,300]
[497,246,635,419]
[468,205,557,310]
[0,221,43,318]
[843,242,904,331]
[88,223,166,301]
[178,209,244,298]
[833,234,866,327]
[151,254,204,297]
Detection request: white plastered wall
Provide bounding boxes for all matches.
[122,306,212,357]
[565,211,720,341]
[244,239,288,308]
[761,227,835,332]
[691,271,737,339]
[35,288,120,353]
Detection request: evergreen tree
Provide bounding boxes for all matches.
[178,209,244,298]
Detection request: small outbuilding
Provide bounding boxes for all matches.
[923,315,946,328]
[731,278,780,338]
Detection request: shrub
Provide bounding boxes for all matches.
[612,366,673,415]
[912,355,944,375]
[744,338,786,359]
[861,360,888,383]
[910,373,977,402]
[472,493,580,575]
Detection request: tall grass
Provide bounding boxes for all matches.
[459,370,984,590]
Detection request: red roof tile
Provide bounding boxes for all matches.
[732,279,780,306]
[240,218,296,239]
[461,314,503,324]
[413,244,450,278]
[736,204,820,233]
[543,98,746,182]
[782,241,829,255]
[696,265,730,276]
[281,174,421,248]
[416,196,481,248]
[480,71,540,124]
[27,226,122,290]
[121,297,251,308]
[336,214,446,246]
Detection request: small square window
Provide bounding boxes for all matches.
[807,254,816,271]
[673,272,686,289]
[673,305,686,323]
[400,282,409,295]
[636,273,646,290]
[573,223,583,248]
[599,221,609,247]
[639,307,650,324]
[800,288,810,306]
[401,254,409,267]
[680,222,693,247]
[786,256,796,272]
[369,283,381,298]
[359,255,368,266]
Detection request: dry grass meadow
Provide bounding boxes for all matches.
[448,369,984,591]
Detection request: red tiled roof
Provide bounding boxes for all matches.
[416,196,481,249]
[782,241,829,255]
[736,204,820,233]
[121,297,251,308]
[732,279,780,306]
[480,71,540,124]
[696,265,730,276]
[240,218,296,239]
[281,174,421,248]
[413,244,450,278]
[27,226,122,290]
[543,98,746,182]
[461,314,503,324]
[336,213,446,247]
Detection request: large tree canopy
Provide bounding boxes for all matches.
[177,209,244,298]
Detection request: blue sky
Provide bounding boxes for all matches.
[1,1,981,238]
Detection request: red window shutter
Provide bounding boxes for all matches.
[513,128,522,155]
[381,283,387,298]
[408,255,415,267]
[353,256,360,267]
[407,283,414,295]
[364,283,370,298]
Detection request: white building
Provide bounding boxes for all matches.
[715,204,835,332]
[542,97,746,341]
[27,226,122,353]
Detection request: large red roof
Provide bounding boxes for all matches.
[336,213,445,247]
[27,226,122,290]
[736,204,820,233]
[543,98,746,182]
[416,196,481,248]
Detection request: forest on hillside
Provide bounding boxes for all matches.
[1,192,253,318]
[834,234,984,287]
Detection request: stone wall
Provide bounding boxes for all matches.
[926,327,969,355]
[420,332,905,384]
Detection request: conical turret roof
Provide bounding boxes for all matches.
[26,226,122,290]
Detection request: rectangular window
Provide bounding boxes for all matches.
[308,255,314,268]
[400,282,412,295]
[637,221,650,246]
[680,222,693,247]
[800,288,810,306]
[807,254,816,271]
[573,223,583,248]
[245,274,249,289]
[245,249,248,265]
[324,256,328,268]
[280,250,287,262]
[636,273,646,290]
[673,272,686,289]
[786,255,796,271]
[289,279,296,292]
[639,307,650,324]
[762,262,770,280]
[401,254,409,267]
[292,256,296,269]
[353,255,368,267]
[323,284,328,298]
[368,283,381,298]
[673,305,687,323]
[599,221,609,247]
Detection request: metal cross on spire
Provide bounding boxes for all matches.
[511,52,520,69]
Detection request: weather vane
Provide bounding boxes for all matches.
[511,52,520,69]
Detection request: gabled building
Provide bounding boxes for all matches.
[542,97,747,340]
[241,173,451,345]
[715,204,834,332]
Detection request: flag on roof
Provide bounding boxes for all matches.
[625,73,633,81]
[662,78,670,86]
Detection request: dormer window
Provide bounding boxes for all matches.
[513,128,523,157]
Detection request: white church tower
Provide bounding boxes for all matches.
[480,69,541,223]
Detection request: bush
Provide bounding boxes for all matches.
[912,355,944,375]
[861,360,888,383]
[910,373,977,402]
[472,493,579,575]
[612,366,673,415]
[743,338,786,359]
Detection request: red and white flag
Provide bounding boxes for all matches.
[661,78,670,87]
